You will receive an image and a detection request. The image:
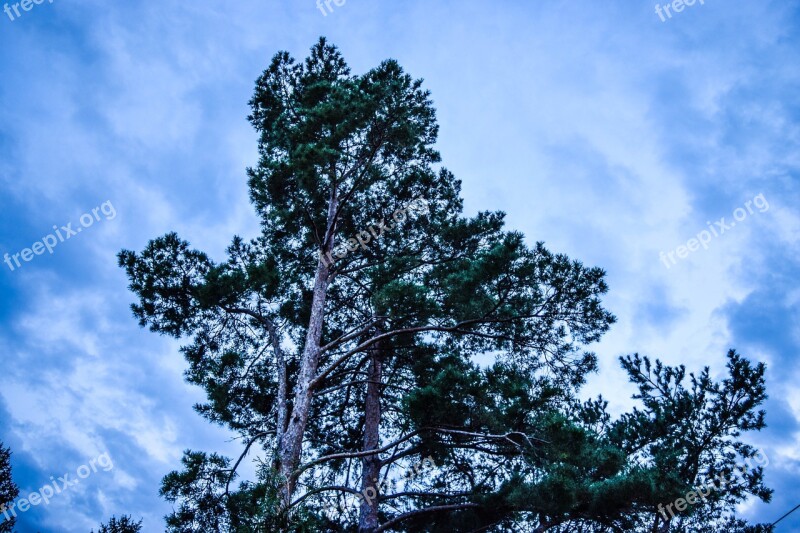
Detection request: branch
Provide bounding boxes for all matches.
[426,427,550,447]
[375,503,481,532]
[220,305,288,447]
[379,490,473,502]
[225,432,269,496]
[312,310,555,389]
[289,485,364,508]
[319,317,380,354]
[292,431,421,480]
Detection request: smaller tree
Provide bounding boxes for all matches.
[559,349,774,532]
[91,515,143,533]
[0,442,19,533]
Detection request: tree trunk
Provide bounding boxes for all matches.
[359,330,384,532]
[268,320,288,459]
[278,186,338,504]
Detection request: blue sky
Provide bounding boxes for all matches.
[1,1,799,531]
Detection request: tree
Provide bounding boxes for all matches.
[120,38,772,532]
[92,515,143,533]
[0,442,19,533]
[539,350,774,532]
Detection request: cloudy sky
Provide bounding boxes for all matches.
[1,1,799,531]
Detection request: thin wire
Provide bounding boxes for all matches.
[772,501,800,527]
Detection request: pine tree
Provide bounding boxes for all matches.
[0,443,19,533]
[120,38,772,532]
[92,515,143,533]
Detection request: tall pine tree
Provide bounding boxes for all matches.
[120,38,772,532]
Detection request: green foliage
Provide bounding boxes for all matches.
[92,515,143,533]
[0,443,19,533]
[160,452,324,533]
[119,37,773,533]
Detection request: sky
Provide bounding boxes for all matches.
[0,0,799,531]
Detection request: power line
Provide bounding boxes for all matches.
[772,501,800,528]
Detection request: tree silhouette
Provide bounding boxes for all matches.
[120,38,773,532]
[92,515,143,533]
[0,442,19,533]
